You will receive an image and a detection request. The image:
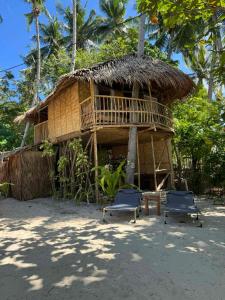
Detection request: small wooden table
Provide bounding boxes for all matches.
[142,191,161,216]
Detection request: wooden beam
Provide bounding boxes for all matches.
[156,142,167,170]
[136,132,141,189]
[151,135,157,191]
[138,125,156,134]
[85,134,93,151]
[166,137,175,189]
[55,130,83,143]
[93,130,99,203]
[157,172,170,191]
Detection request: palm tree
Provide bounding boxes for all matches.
[98,0,135,41]
[126,14,146,184]
[71,0,77,72]
[21,0,45,147]
[183,45,210,87]
[57,1,102,50]
[148,16,206,60]
[39,16,64,57]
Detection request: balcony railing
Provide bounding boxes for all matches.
[34,120,48,144]
[80,95,173,131]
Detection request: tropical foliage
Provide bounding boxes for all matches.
[96,161,126,200]
[40,138,93,202]
[173,89,225,192]
[0,0,225,192]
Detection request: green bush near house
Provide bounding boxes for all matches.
[0,182,13,198]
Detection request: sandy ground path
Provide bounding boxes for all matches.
[0,197,225,300]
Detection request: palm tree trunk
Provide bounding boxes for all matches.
[167,31,175,60]
[35,13,41,101]
[208,52,215,101]
[208,11,223,101]
[126,14,146,184]
[71,0,77,72]
[21,12,41,147]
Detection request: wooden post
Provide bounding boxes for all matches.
[137,131,141,189]
[151,135,157,191]
[166,137,175,189]
[93,130,99,203]
[90,79,96,126]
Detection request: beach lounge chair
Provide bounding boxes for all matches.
[102,189,142,223]
[164,191,202,226]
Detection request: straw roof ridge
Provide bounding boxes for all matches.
[15,53,195,123]
[69,53,193,89]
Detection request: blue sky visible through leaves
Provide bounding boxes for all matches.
[0,0,190,80]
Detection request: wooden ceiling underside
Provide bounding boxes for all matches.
[91,126,173,145]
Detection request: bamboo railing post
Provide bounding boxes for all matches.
[137,131,141,189]
[90,79,96,126]
[151,135,157,191]
[93,130,99,203]
[80,94,173,131]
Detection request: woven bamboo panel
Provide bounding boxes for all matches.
[48,82,80,140]
[112,140,170,174]
[78,81,90,103]
[0,160,9,183]
[8,150,52,200]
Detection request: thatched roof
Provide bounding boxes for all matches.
[15,54,194,123]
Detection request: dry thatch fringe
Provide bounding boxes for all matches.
[15,54,195,123]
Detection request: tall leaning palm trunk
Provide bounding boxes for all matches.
[126,14,146,184]
[21,1,42,147]
[71,0,77,72]
[208,11,223,101]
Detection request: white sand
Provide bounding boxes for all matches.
[0,197,225,300]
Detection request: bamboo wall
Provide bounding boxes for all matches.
[0,160,9,183]
[79,81,91,103]
[1,150,52,200]
[48,82,80,141]
[112,139,171,174]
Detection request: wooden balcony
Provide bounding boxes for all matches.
[80,95,173,131]
[34,121,48,144]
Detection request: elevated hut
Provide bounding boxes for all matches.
[16,54,194,198]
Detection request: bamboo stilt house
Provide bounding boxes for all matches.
[15,54,194,198]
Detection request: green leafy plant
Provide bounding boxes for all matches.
[95,160,126,201]
[0,182,13,198]
[40,140,57,196]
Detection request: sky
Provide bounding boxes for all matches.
[0,0,189,80]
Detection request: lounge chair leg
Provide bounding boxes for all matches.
[196,213,199,220]
[103,209,106,222]
[133,209,137,223]
[164,211,167,224]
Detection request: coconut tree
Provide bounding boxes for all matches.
[183,45,210,87]
[39,16,64,57]
[97,0,129,40]
[71,0,77,72]
[21,0,45,147]
[57,1,102,50]
[126,14,146,184]
[148,15,206,60]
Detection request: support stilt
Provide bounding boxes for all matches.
[166,137,175,189]
[137,131,141,189]
[93,130,99,203]
[151,135,157,191]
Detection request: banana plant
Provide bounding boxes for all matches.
[95,160,126,200]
